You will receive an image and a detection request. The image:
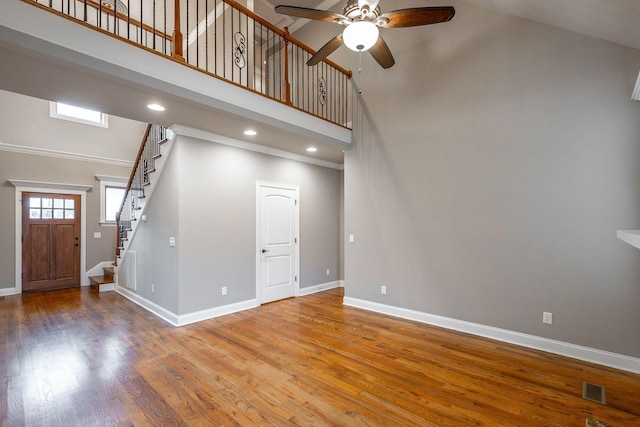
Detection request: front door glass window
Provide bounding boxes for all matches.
[29,197,75,220]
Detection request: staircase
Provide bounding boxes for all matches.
[113,124,174,288]
[89,266,115,292]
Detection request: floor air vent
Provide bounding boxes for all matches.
[582,381,606,404]
[586,418,611,427]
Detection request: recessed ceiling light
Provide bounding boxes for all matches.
[147,103,165,111]
[306,147,318,153]
[244,129,257,136]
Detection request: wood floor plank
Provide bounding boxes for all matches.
[1,287,639,426]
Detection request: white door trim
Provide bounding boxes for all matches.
[255,181,300,304]
[7,179,91,295]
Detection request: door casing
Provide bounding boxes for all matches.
[22,192,81,291]
[255,181,300,304]
[9,180,90,295]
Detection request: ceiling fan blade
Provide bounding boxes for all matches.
[369,36,395,69]
[274,5,346,24]
[307,34,344,66]
[378,7,455,28]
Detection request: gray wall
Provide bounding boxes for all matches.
[340,2,640,357]
[0,151,133,289]
[129,134,342,315]
[0,89,145,160]
[126,148,181,313]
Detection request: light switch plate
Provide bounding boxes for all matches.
[169,237,176,247]
[93,232,101,238]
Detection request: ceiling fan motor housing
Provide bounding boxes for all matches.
[344,0,381,21]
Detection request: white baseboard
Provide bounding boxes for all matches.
[115,285,180,326]
[0,287,19,297]
[299,280,343,296]
[176,299,258,326]
[343,297,640,375]
[115,285,258,327]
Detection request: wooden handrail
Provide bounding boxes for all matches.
[222,0,352,79]
[84,0,172,41]
[118,123,152,217]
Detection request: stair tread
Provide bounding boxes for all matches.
[89,275,114,285]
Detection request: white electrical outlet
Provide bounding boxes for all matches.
[151,284,155,293]
[381,285,387,295]
[543,312,553,324]
[221,286,227,296]
[326,269,330,276]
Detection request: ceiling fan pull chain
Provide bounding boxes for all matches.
[358,50,363,74]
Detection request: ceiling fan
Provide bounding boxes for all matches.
[275,0,455,69]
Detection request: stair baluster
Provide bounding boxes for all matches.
[115,124,167,269]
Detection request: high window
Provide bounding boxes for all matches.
[50,102,108,128]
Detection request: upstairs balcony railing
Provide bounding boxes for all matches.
[23,0,353,128]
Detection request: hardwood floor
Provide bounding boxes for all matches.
[1,287,639,426]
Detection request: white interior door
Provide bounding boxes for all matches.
[257,183,299,304]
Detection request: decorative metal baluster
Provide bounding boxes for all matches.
[234,32,246,70]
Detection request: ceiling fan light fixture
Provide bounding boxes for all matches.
[343,21,379,52]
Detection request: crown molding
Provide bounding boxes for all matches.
[0,142,134,167]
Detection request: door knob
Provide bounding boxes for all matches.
[261,249,269,253]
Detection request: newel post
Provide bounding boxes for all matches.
[283,27,292,105]
[115,213,120,260]
[172,0,185,62]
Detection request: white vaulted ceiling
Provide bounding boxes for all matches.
[266,0,640,51]
[461,0,640,51]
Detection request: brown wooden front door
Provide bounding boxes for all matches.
[22,192,81,292]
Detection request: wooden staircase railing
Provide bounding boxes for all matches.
[23,0,353,128]
[115,124,168,265]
